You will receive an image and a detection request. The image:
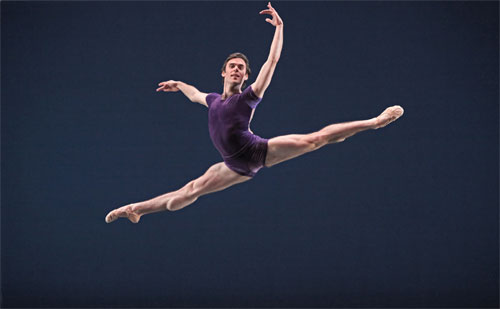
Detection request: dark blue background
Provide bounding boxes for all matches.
[2,1,498,307]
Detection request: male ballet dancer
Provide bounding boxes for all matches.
[105,2,404,224]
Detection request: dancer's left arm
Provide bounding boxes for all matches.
[251,2,283,98]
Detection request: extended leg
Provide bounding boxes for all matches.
[105,162,251,223]
[265,105,404,167]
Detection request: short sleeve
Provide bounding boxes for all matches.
[205,93,219,108]
[242,86,262,109]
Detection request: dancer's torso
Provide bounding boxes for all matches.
[206,86,262,157]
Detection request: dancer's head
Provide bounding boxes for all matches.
[221,52,251,88]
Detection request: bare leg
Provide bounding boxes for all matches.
[265,105,404,167]
[105,162,251,223]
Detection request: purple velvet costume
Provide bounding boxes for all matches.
[206,86,268,177]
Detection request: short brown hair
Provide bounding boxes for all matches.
[221,52,252,87]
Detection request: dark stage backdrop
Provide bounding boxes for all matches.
[1,1,498,308]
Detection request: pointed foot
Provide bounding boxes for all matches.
[375,105,404,129]
[105,204,141,224]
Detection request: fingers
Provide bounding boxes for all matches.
[259,2,275,14]
[260,2,275,14]
[156,85,172,92]
[157,81,174,92]
[157,87,171,92]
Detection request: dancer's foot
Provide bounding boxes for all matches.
[105,204,141,224]
[375,105,404,129]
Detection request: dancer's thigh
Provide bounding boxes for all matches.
[188,162,251,197]
[265,132,325,167]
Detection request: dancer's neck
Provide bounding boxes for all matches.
[222,83,242,100]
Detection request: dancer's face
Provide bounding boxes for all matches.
[221,58,248,86]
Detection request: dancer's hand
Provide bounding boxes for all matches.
[259,2,283,27]
[156,80,179,92]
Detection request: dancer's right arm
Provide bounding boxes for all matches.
[156,80,208,107]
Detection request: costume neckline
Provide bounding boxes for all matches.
[221,93,238,102]
[221,87,245,101]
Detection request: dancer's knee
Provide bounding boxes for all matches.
[304,133,328,151]
[316,128,346,144]
[166,182,198,211]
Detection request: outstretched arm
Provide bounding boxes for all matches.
[251,2,283,98]
[156,80,208,107]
